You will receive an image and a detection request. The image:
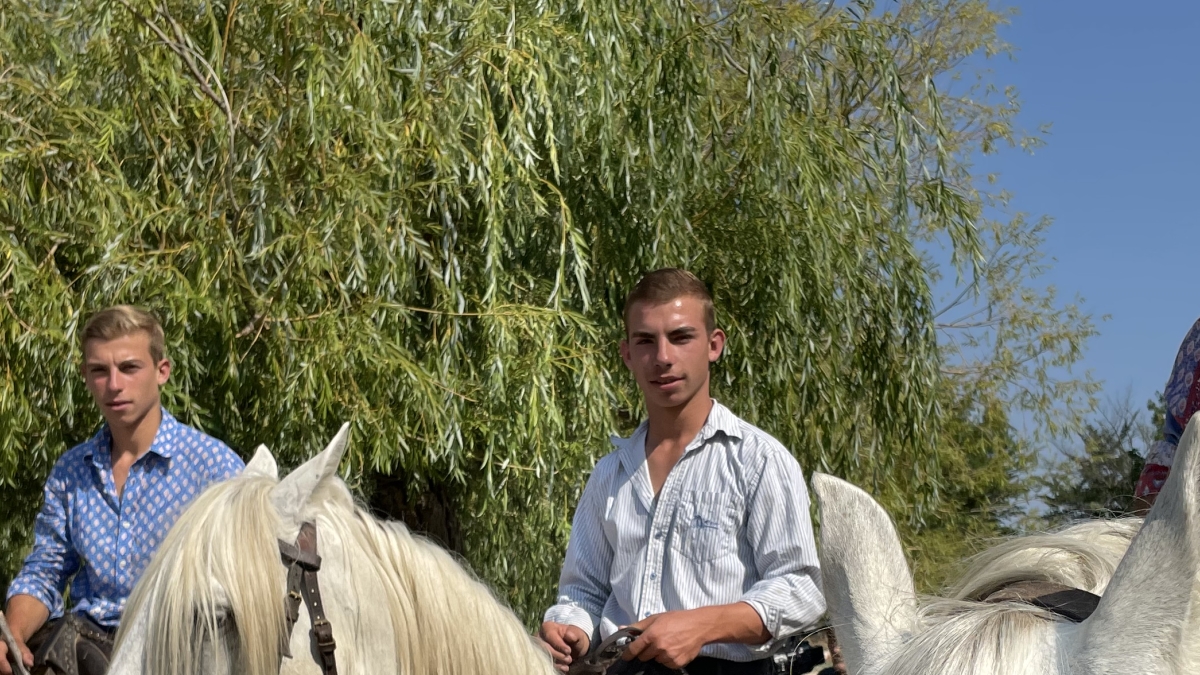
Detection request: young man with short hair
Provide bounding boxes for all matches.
[539,269,825,675]
[0,306,243,675]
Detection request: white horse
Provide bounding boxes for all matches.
[107,424,557,675]
[812,412,1200,675]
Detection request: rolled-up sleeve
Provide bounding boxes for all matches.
[543,464,614,640]
[738,448,825,653]
[6,464,80,618]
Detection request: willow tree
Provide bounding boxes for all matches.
[0,0,1090,617]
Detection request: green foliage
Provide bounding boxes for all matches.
[1148,390,1167,433]
[1041,395,1152,525]
[899,380,1035,592]
[0,0,1097,622]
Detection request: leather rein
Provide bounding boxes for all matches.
[277,521,339,675]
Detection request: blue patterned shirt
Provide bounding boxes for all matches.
[6,409,243,627]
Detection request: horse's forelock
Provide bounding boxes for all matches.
[118,475,287,675]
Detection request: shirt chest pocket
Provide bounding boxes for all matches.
[672,491,739,562]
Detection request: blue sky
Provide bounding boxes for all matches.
[962,1,1199,423]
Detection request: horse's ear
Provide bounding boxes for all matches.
[243,444,279,479]
[1072,411,1200,673]
[812,472,917,675]
[271,423,351,522]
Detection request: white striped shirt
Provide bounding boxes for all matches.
[544,401,825,662]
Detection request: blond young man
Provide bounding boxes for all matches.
[1,306,243,675]
[539,269,825,675]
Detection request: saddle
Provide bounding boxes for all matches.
[27,614,113,675]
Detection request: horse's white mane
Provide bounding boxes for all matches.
[117,455,553,675]
[874,519,1141,675]
[304,478,553,675]
[949,518,1141,601]
[814,411,1200,675]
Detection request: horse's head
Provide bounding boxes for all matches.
[815,412,1200,675]
[110,424,556,675]
[108,424,352,675]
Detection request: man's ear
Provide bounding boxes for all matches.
[708,328,726,362]
[156,358,171,385]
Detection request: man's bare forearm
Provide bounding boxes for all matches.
[3,596,50,643]
[689,602,771,646]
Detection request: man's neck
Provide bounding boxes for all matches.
[645,391,714,454]
[109,405,163,464]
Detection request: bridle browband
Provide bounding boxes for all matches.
[278,521,339,675]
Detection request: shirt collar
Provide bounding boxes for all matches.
[699,400,742,445]
[85,406,179,468]
[612,399,741,471]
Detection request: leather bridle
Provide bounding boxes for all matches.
[277,522,339,675]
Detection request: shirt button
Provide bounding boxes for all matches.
[649,572,657,580]
[119,560,128,569]
[654,531,664,540]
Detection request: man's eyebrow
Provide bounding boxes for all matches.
[630,330,657,339]
[668,326,699,337]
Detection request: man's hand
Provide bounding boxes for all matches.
[1,596,49,675]
[622,610,712,670]
[0,635,32,675]
[623,602,769,670]
[537,621,590,673]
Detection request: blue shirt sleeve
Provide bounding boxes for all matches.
[6,461,81,617]
[210,441,245,481]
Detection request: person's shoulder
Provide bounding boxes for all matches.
[593,447,622,472]
[57,435,98,463]
[165,410,225,441]
[45,432,103,485]
[53,436,96,468]
[580,447,622,487]
[717,406,807,481]
[720,406,791,459]
[179,424,233,452]
[163,411,237,457]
